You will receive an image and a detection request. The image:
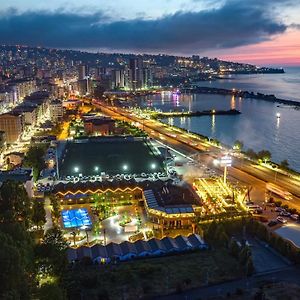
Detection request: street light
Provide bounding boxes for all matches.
[74,166,79,173]
[94,166,99,172]
[123,164,128,171]
[151,163,156,170]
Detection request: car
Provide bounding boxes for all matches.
[277,216,287,224]
[290,214,299,221]
[279,211,291,217]
[268,220,278,227]
[254,208,263,214]
[275,207,284,212]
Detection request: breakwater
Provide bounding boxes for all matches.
[184,86,300,107]
[152,109,241,119]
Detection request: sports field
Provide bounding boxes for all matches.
[59,138,165,177]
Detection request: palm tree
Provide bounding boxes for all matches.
[70,231,77,247]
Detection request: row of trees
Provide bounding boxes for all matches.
[234,139,291,169]
[0,181,67,299]
[245,148,272,163]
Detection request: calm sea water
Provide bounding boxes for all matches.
[140,68,300,170]
[198,67,300,102]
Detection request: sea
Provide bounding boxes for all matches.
[139,67,300,171]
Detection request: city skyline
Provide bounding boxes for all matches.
[0,0,299,66]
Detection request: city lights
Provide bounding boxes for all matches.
[151,163,156,170]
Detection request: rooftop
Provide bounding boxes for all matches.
[0,168,33,183]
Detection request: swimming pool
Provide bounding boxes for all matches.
[61,208,92,229]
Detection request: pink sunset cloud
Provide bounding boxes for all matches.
[211,29,300,66]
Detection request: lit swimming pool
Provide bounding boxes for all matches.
[61,208,92,229]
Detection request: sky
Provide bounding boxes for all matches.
[0,0,299,66]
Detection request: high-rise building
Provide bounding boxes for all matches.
[0,112,23,144]
[129,58,144,90]
[112,69,125,89]
[78,65,88,80]
[124,66,132,90]
[50,99,64,123]
[143,67,153,89]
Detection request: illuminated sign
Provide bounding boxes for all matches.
[220,155,232,167]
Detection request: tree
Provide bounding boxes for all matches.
[257,150,272,163]
[280,159,289,170]
[23,145,47,180]
[239,246,251,265]
[229,240,240,258]
[245,148,257,160]
[246,256,255,276]
[50,195,61,222]
[0,180,32,228]
[36,227,68,277]
[38,283,65,300]
[44,227,68,253]
[0,229,33,299]
[233,140,244,151]
[32,200,46,229]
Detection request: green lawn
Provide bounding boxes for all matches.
[59,138,164,177]
[64,249,244,299]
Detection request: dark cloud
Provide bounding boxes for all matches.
[0,0,289,53]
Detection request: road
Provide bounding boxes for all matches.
[90,100,300,210]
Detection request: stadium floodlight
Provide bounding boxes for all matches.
[123,164,128,171]
[151,163,156,170]
[74,166,79,173]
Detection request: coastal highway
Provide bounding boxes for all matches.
[92,100,300,208]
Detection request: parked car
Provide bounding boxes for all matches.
[268,220,278,227]
[279,211,291,217]
[275,207,284,212]
[290,214,299,221]
[277,216,287,224]
[254,208,263,214]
